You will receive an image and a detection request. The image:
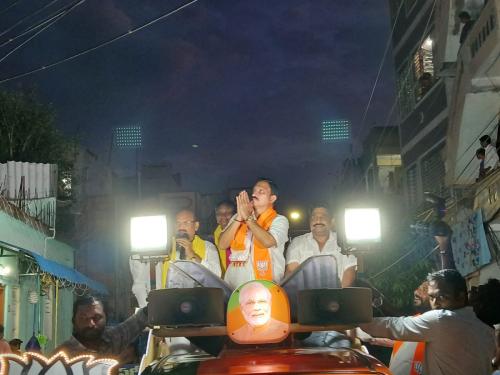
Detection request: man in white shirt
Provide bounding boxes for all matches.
[285,206,357,287]
[480,134,499,173]
[219,178,289,289]
[359,269,496,375]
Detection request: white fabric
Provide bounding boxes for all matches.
[129,258,163,308]
[484,144,499,170]
[200,240,222,277]
[286,231,357,282]
[224,214,289,288]
[360,307,496,375]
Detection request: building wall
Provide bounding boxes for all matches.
[0,211,74,354]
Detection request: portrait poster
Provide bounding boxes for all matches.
[227,280,290,344]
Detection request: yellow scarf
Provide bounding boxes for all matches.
[214,225,228,273]
[230,207,277,280]
[161,235,207,288]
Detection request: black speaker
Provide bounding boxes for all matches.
[147,288,225,327]
[297,287,372,325]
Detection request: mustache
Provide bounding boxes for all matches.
[313,223,326,227]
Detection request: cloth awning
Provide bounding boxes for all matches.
[0,240,107,294]
[23,249,108,295]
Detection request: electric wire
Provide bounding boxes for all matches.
[0,0,60,38]
[0,0,22,17]
[351,0,437,193]
[0,2,79,49]
[357,0,404,138]
[0,0,85,64]
[0,0,199,84]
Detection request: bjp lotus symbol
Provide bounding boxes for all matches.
[0,352,118,375]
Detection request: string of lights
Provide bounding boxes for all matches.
[0,0,199,85]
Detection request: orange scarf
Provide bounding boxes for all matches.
[230,207,277,280]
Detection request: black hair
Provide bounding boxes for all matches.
[427,269,467,299]
[72,295,106,321]
[215,200,235,212]
[0,325,4,335]
[459,11,471,20]
[476,148,485,157]
[479,135,492,145]
[255,177,279,197]
[471,278,500,326]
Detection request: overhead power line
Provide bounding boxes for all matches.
[0,0,199,84]
[0,0,60,38]
[0,0,86,64]
[0,0,22,17]
[356,0,404,138]
[0,2,78,49]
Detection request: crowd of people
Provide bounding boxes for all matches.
[40,177,500,375]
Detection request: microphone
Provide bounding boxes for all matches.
[175,231,190,260]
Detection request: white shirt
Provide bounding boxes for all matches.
[360,307,496,375]
[224,214,289,288]
[201,240,222,277]
[286,231,357,282]
[485,144,499,170]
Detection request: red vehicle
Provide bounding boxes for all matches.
[139,256,391,375]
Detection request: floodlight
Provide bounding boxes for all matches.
[130,215,168,253]
[289,211,301,221]
[344,208,381,244]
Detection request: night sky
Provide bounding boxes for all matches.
[1,0,396,210]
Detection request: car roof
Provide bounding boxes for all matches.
[155,347,391,374]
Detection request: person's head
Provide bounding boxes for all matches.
[413,281,431,313]
[72,296,107,341]
[459,11,471,23]
[251,178,278,212]
[8,339,22,351]
[215,200,235,230]
[239,282,272,327]
[426,269,467,310]
[480,135,491,148]
[309,206,332,238]
[469,278,500,327]
[476,148,485,160]
[175,209,199,241]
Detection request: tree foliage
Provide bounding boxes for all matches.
[0,89,71,166]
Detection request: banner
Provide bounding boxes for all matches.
[451,209,491,276]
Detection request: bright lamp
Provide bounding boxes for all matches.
[344,208,381,244]
[130,215,168,252]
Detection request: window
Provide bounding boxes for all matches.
[421,147,446,197]
[414,36,434,100]
[397,35,435,117]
